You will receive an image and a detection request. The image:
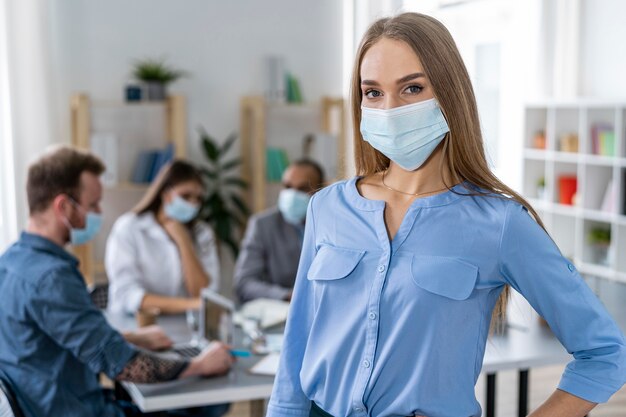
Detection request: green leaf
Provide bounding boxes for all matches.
[220,158,242,171]
[222,177,248,189]
[220,132,238,155]
[202,137,219,162]
[201,167,218,179]
[229,193,250,216]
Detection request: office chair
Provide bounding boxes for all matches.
[0,377,25,417]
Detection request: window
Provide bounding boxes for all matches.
[0,0,17,250]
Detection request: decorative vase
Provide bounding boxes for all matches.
[146,82,167,101]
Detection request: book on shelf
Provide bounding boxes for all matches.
[266,147,289,182]
[132,143,175,184]
[286,73,303,104]
[591,123,615,156]
[600,179,617,213]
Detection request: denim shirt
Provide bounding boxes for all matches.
[267,178,626,417]
[0,232,137,417]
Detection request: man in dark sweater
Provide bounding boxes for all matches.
[235,159,325,303]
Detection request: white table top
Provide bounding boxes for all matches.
[106,313,572,412]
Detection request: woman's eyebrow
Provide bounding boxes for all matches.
[361,72,426,86]
[396,72,425,83]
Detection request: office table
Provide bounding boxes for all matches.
[107,313,573,417]
[106,313,273,417]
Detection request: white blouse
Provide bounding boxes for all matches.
[105,212,220,314]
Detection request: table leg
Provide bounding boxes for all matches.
[250,399,265,417]
[518,369,529,417]
[486,373,496,417]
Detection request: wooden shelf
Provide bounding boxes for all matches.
[239,95,346,213]
[70,93,187,285]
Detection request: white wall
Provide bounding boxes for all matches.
[50,0,344,161]
[579,0,626,97]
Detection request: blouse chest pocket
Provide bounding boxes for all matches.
[410,256,478,300]
[307,245,366,281]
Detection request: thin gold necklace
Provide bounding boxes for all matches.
[381,170,448,197]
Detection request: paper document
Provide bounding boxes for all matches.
[234,298,290,329]
[249,353,281,376]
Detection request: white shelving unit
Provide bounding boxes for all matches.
[523,100,626,284]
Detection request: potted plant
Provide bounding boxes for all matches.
[588,227,611,266]
[132,58,187,101]
[536,177,546,200]
[197,127,250,258]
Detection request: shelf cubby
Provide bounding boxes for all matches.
[551,214,577,260]
[524,107,548,150]
[554,107,579,152]
[617,225,626,276]
[582,165,614,211]
[581,219,613,268]
[523,159,547,200]
[586,107,616,156]
[553,162,578,205]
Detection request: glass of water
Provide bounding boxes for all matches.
[186,309,201,346]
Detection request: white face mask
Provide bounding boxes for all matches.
[278,189,310,225]
[360,98,450,171]
[63,198,102,245]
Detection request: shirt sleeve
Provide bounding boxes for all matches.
[266,199,317,417]
[499,202,626,403]
[234,215,292,303]
[28,267,137,379]
[194,222,221,293]
[105,219,147,314]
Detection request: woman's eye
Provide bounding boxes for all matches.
[364,89,382,99]
[404,85,423,94]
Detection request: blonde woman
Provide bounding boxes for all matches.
[106,160,220,315]
[268,13,625,417]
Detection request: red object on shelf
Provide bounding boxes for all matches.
[559,176,577,205]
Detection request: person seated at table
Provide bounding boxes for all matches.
[106,160,220,315]
[234,159,325,303]
[0,146,233,417]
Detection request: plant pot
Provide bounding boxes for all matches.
[145,82,167,101]
[591,243,611,266]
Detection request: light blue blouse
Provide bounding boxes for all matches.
[267,177,626,417]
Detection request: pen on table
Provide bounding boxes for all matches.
[230,349,252,357]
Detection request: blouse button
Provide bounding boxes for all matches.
[363,360,371,368]
[369,312,377,320]
[377,265,386,273]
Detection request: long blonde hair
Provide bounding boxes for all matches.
[351,13,547,324]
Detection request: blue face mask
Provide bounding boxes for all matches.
[164,195,200,223]
[65,199,102,246]
[278,188,310,225]
[360,98,450,171]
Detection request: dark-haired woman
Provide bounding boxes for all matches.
[106,160,220,315]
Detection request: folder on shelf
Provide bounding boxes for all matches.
[132,150,158,183]
[149,143,175,181]
[266,147,289,182]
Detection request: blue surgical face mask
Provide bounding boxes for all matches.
[278,188,310,225]
[64,199,102,246]
[164,195,200,223]
[360,98,450,171]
